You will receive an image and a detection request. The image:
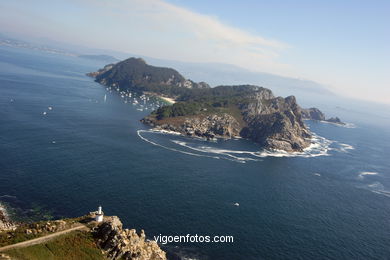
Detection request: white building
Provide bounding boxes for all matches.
[95,206,104,222]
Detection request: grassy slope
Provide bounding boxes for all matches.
[4,230,105,260]
[0,216,88,247]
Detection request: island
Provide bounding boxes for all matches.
[87,57,343,152]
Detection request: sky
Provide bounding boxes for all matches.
[0,0,389,104]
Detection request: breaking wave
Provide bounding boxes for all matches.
[357,171,378,179]
[360,181,390,198]
[137,129,354,163]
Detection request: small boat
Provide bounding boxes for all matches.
[48,106,53,110]
[104,94,107,102]
[234,203,239,207]
[43,111,47,115]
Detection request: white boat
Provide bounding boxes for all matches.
[234,203,239,207]
[104,94,107,102]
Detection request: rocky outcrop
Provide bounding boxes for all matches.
[301,107,345,125]
[240,95,311,151]
[301,108,326,121]
[0,204,16,231]
[94,216,166,260]
[326,117,345,125]
[142,114,241,140]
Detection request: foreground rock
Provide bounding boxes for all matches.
[0,204,16,232]
[94,216,166,260]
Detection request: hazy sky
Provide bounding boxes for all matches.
[0,0,389,104]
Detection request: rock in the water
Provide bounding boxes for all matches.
[326,117,345,125]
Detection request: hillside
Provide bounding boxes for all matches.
[0,212,166,260]
[89,57,210,98]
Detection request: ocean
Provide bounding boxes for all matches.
[0,46,389,259]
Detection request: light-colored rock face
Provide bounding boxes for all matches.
[182,114,241,138]
[240,94,311,151]
[0,204,17,231]
[301,107,326,121]
[94,216,166,260]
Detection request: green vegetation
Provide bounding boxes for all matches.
[4,231,104,260]
[153,85,262,120]
[0,216,89,247]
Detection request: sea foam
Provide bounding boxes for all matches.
[136,129,350,163]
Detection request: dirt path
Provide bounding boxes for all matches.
[0,224,88,252]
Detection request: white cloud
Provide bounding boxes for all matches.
[76,0,293,75]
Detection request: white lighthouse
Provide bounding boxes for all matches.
[95,206,104,222]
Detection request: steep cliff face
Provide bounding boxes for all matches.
[301,107,345,125]
[94,216,166,260]
[240,95,311,151]
[301,108,326,121]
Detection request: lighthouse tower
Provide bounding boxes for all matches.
[95,206,104,222]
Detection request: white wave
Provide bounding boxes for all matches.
[332,143,355,153]
[318,120,357,128]
[256,133,332,158]
[171,140,259,163]
[136,129,338,163]
[361,181,390,198]
[137,130,221,160]
[358,171,378,179]
[371,190,390,198]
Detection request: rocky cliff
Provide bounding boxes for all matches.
[301,108,326,121]
[94,216,166,260]
[301,107,345,125]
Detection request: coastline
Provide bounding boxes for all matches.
[144,92,176,104]
[158,96,176,104]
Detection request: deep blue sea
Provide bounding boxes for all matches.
[0,46,389,260]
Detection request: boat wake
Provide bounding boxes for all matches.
[137,129,354,163]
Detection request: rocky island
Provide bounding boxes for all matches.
[87,57,344,152]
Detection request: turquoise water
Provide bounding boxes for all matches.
[0,46,389,259]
